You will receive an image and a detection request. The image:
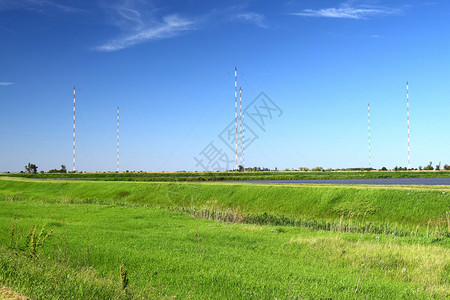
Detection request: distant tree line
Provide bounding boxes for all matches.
[48,165,67,173]
[22,163,68,174]
[13,161,450,174]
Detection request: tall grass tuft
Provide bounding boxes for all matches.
[119,261,128,290]
[28,225,36,257]
[447,211,450,232]
[9,221,16,249]
[355,253,369,293]
[171,206,450,238]
[20,223,55,258]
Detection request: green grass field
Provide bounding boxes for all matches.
[0,177,449,299]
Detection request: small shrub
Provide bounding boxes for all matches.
[118,191,130,197]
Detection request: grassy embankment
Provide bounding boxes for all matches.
[2,170,450,182]
[0,177,449,298]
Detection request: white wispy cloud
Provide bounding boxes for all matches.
[218,5,268,29]
[0,0,83,13]
[116,7,144,27]
[0,24,20,36]
[96,14,197,52]
[0,82,14,86]
[29,0,83,13]
[95,2,268,52]
[233,12,267,29]
[94,0,199,52]
[291,2,400,20]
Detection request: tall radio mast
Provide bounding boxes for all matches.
[407,81,410,169]
[368,103,371,168]
[117,107,120,172]
[73,86,76,172]
[234,67,238,171]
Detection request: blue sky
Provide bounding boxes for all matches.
[1,0,449,172]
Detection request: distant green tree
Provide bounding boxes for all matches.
[381,167,387,171]
[48,165,67,173]
[444,164,450,171]
[424,164,434,170]
[25,163,38,174]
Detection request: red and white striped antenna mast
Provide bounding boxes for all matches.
[73,86,76,172]
[243,106,245,171]
[117,107,120,172]
[368,103,371,168]
[234,67,238,171]
[239,86,243,169]
[243,105,245,172]
[407,81,410,169]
